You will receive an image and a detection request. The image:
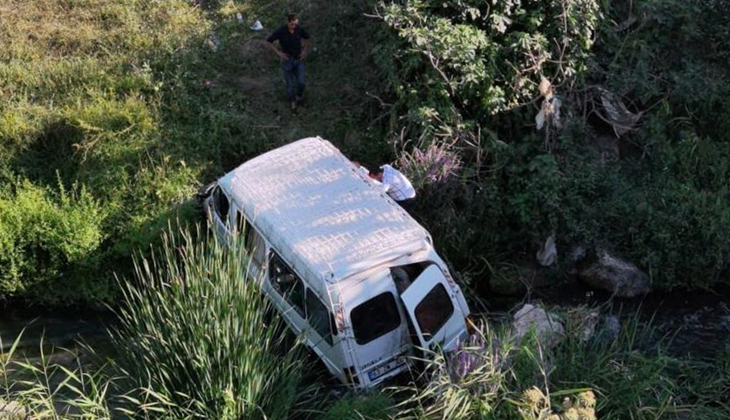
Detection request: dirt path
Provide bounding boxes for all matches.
[203,0,387,170]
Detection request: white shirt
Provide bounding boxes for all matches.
[380,164,416,201]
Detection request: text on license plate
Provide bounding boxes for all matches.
[367,358,406,382]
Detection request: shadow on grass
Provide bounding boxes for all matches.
[2,0,394,307]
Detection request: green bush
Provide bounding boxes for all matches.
[374,0,730,290]
[0,178,106,303]
[377,0,601,119]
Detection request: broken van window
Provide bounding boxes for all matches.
[269,252,304,316]
[414,284,453,341]
[391,262,429,295]
[351,292,400,345]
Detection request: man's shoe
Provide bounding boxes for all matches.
[295,95,304,104]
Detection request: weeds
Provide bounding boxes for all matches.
[0,227,317,419]
[2,278,729,419]
[109,227,311,420]
[389,310,730,420]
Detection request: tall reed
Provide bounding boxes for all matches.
[110,227,307,420]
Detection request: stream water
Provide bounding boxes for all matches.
[0,305,116,354]
[1,284,728,359]
[488,282,730,358]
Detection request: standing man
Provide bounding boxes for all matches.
[369,165,417,211]
[265,14,310,112]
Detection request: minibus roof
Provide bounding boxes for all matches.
[219,137,431,291]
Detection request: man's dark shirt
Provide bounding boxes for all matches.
[266,25,310,59]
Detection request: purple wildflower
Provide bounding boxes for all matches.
[397,141,462,189]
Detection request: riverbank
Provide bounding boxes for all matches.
[2,275,729,420]
[488,283,730,358]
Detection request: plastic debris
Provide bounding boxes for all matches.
[236,13,244,25]
[536,234,557,267]
[205,32,220,52]
[250,20,263,31]
[536,97,562,130]
[594,86,642,137]
[535,77,562,131]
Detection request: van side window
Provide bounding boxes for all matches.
[245,227,266,266]
[235,210,247,235]
[351,292,401,345]
[236,210,266,266]
[213,186,230,222]
[268,252,304,317]
[305,290,336,345]
[414,284,454,341]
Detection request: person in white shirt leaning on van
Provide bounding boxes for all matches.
[369,165,416,211]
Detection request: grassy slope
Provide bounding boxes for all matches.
[0,0,389,304]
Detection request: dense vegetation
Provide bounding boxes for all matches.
[376,0,730,291]
[1,0,730,417]
[2,229,729,419]
[3,0,729,305]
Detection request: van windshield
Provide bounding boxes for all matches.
[414,284,454,341]
[351,292,400,345]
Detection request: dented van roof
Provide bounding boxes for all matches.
[218,137,431,289]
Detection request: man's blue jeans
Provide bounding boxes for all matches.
[281,59,305,102]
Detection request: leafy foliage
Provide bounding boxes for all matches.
[377,0,601,122]
[376,0,730,290]
[0,178,107,304]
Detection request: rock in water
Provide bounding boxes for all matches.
[578,249,650,297]
[512,304,564,348]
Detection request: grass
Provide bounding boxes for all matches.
[0,0,390,305]
[386,310,730,420]
[2,253,729,419]
[1,226,318,419]
[110,227,314,420]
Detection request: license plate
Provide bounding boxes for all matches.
[367,358,406,382]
